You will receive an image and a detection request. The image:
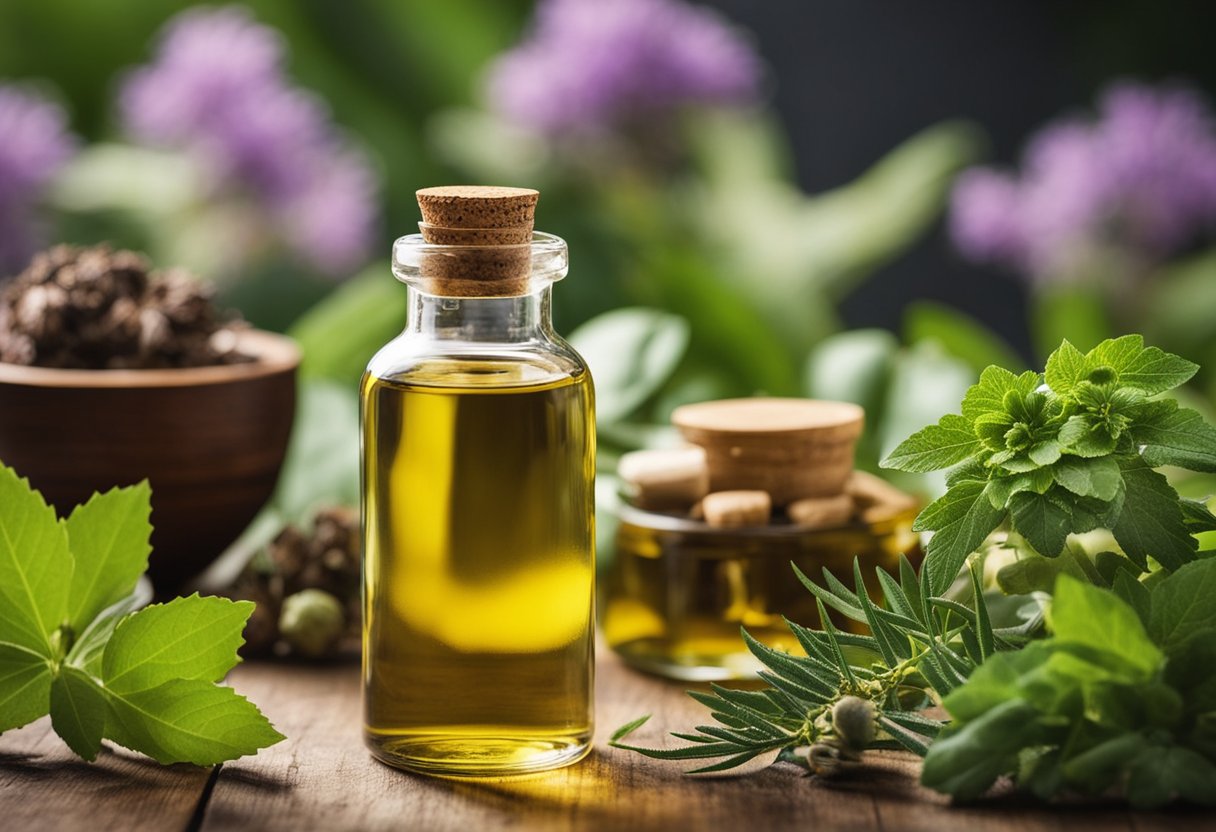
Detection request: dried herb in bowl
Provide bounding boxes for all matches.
[0,243,251,369]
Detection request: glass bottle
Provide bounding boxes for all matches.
[361,192,595,776]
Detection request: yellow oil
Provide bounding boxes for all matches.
[602,506,921,680]
[361,359,595,775]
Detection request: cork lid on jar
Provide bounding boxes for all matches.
[672,398,864,506]
[414,185,540,297]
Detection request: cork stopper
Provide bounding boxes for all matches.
[672,398,864,506]
[415,185,540,297]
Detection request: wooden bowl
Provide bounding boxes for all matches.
[0,330,299,593]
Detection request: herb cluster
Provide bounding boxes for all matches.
[882,335,1216,592]
[924,564,1216,807]
[614,336,1216,807]
[0,465,283,764]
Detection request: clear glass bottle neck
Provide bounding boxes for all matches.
[404,286,555,344]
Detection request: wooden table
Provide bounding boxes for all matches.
[1,649,1208,831]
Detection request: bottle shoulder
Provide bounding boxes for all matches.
[366,332,589,390]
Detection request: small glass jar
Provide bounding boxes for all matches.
[601,502,921,681]
[362,223,595,776]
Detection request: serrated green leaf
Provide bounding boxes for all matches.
[65,483,152,634]
[960,366,1041,423]
[1048,576,1162,678]
[915,480,1005,594]
[1052,456,1123,501]
[1148,559,1216,655]
[102,594,253,695]
[1111,460,1198,572]
[1180,498,1216,532]
[104,678,283,765]
[0,642,51,732]
[1009,491,1073,557]
[1058,415,1118,457]
[1134,405,1216,473]
[1089,336,1198,396]
[0,465,74,657]
[880,413,980,473]
[1044,339,1087,397]
[50,666,107,761]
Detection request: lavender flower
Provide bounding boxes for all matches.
[486,0,762,136]
[950,81,1216,279]
[0,85,77,274]
[121,6,377,276]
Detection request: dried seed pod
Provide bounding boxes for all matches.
[831,696,876,752]
[279,589,346,658]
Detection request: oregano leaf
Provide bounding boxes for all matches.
[1111,460,1197,572]
[1044,339,1086,396]
[1053,456,1123,501]
[102,594,253,695]
[104,678,284,766]
[50,666,107,761]
[65,483,152,634]
[915,479,1005,593]
[1009,491,1072,557]
[0,465,74,657]
[1134,406,1216,473]
[0,642,52,732]
[881,413,981,472]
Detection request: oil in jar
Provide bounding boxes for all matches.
[362,359,595,775]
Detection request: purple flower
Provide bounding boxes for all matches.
[121,6,378,277]
[950,81,1216,279]
[486,0,762,136]
[0,85,77,274]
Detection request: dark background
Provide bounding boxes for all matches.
[709,0,1216,359]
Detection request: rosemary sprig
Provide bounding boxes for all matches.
[611,555,1016,773]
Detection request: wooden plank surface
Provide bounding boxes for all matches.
[2,649,1210,832]
[0,715,211,832]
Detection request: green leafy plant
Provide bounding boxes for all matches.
[0,464,283,764]
[922,561,1216,807]
[882,335,1216,593]
[611,557,1027,772]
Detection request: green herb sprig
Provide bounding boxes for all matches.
[923,560,1216,808]
[882,335,1216,593]
[611,557,1011,771]
[0,464,283,765]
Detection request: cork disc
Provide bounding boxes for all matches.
[672,398,864,505]
[416,186,539,229]
[671,398,863,442]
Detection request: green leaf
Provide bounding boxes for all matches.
[1048,576,1162,678]
[272,381,360,520]
[1126,746,1216,808]
[1148,559,1216,655]
[921,698,1040,800]
[1009,491,1072,557]
[1090,335,1199,396]
[104,678,283,766]
[0,642,51,732]
[1044,339,1087,397]
[1111,460,1198,572]
[0,464,73,657]
[880,413,980,473]
[102,595,253,695]
[915,479,1006,594]
[610,715,651,743]
[960,366,1041,424]
[1111,571,1151,628]
[1134,405,1216,473]
[569,308,690,424]
[50,666,107,761]
[1058,415,1117,457]
[984,468,1054,509]
[1052,456,1123,501]
[65,483,152,634]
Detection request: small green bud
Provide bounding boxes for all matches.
[279,589,345,658]
[1003,422,1033,452]
[831,696,876,751]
